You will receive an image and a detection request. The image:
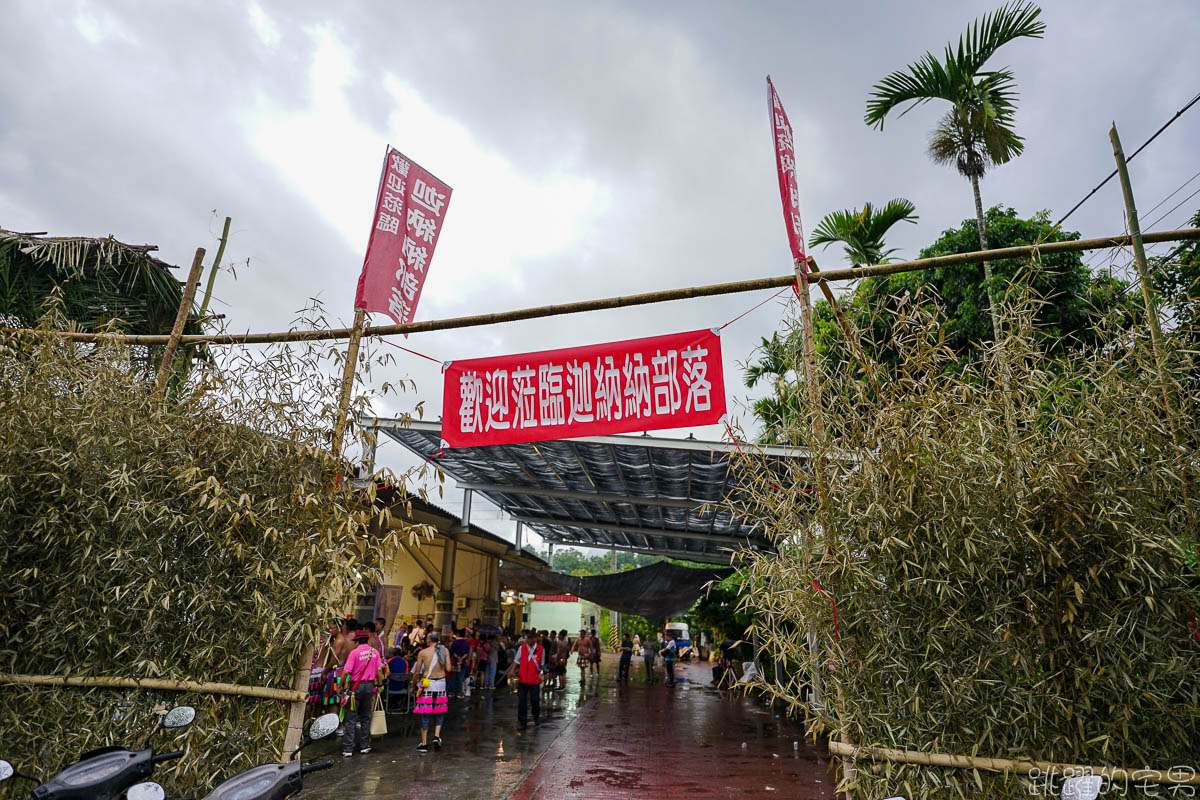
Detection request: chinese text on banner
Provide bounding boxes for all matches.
[354,147,453,327]
[767,77,806,269]
[442,329,726,448]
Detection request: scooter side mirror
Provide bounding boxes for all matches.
[144,705,197,749]
[0,760,13,781]
[163,706,196,729]
[307,713,339,742]
[291,712,340,759]
[128,782,166,800]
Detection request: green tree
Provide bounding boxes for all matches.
[690,575,754,640]
[548,548,658,576]
[865,1,1045,337]
[744,208,1141,434]
[809,198,918,267]
[853,207,1139,365]
[744,333,804,444]
[1152,209,1200,339]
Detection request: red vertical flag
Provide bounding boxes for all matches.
[354,147,453,328]
[766,76,806,271]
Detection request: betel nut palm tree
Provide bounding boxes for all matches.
[744,332,798,443]
[865,1,1045,338]
[810,198,919,268]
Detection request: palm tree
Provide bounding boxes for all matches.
[865,1,1045,337]
[743,332,791,392]
[744,333,797,443]
[810,198,919,267]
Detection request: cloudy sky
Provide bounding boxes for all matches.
[3,0,1198,551]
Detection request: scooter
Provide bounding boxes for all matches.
[197,712,338,800]
[0,705,196,800]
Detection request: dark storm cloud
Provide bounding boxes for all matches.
[2,0,1197,465]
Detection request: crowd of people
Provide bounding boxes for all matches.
[308,617,691,757]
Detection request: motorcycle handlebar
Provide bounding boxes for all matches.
[300,759,335,776]
[151,750,186,764]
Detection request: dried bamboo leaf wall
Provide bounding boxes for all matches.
[0,301,424,795]
[731,288,1200,799]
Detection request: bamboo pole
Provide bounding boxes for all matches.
[330,307,367,458]
[197,216,231,322]
[790,256,855,793]
[11,228,1199,348]
[151,247,205,400]
[1110,124,1193,535]
[280,305,367,759]
[809,256,881,397]
[792,259,826,446]
[1109,125,1165,349]
[829,741,1200,787]
[0,672,305,703]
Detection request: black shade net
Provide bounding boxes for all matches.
[499,560,733,618]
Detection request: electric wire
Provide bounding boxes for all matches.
[1083,166,1200,270]
[1056,90,1200,227]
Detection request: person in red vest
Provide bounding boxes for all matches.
[503,629,544,730]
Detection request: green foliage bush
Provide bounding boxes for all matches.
[0,307,413,794]
[748,207,1143,443]
[734,291,1200,799]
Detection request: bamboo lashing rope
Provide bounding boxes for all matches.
[0,672,306,703]
[6,228,1198,347]
[829,741,1200,786]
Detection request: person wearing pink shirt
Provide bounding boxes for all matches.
[342,629,384,758]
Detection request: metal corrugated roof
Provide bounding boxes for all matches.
[367,417,807,564]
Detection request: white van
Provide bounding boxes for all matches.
[665,622,691,659]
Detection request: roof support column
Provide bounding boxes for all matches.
[483,557,500,625]
[434,535,457,636]
[435,489,471,635]
[609,549,619,640]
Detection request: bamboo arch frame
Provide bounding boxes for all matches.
[6,228,1197,347]
[829,741,1200,787]
[0,672,306,702]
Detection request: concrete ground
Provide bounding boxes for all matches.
[297,655,835,799]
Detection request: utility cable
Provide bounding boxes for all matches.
[1082,166,1200,270]
[1056,90,1200,227]
[1145,185,1200,233]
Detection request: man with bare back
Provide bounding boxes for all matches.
[330,619,354,666]
[572,628,591,684]
[412,631,450,752]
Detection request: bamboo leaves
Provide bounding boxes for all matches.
[0,300,422,795]
[730,290,1200,799]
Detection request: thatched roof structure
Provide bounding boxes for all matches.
[0,228,198,334]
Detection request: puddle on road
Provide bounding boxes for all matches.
[585,766,647,790]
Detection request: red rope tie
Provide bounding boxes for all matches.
[422,447,445,467]
[723,420,785,492]
[722,419,817,495]
[812,577,839,643]
[380,337,444,365]
[1187,601,1200,645]
[719,284,795,330]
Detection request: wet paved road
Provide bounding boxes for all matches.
[297,657,834,799]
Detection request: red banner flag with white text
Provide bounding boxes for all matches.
[354,147,452,328]
[442,329,726,448]
[767,77,806,270]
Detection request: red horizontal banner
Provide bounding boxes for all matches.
[442,329,725,448]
